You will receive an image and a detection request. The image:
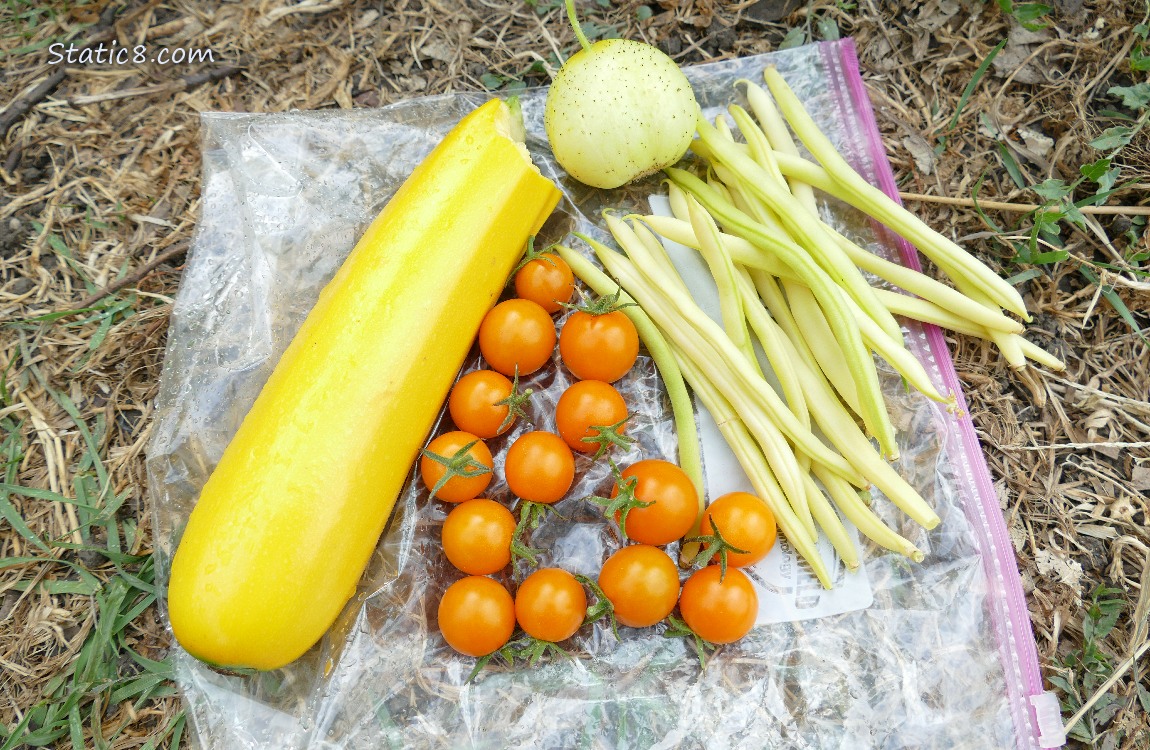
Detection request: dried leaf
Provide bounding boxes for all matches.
[1035,549,1084,589]
[902,134,937,175]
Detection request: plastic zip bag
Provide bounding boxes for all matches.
[147,39,1060,749]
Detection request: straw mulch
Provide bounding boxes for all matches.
[1,1,1147,747]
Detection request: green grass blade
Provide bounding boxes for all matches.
[949,40,1008,131]
[112,592,156,633]
[0,482,97,510]
[1005,268,1045,285]
[68,705,84,750]
[77,578,131,684]
[0,710,36,750]
[127,650,174,675]
[0,489,49,552]
[0,555,56,569]
[108,671,170,705]
[1080,267,1149,342]
[53,391,109,489]
[971,173,1005,232]
[163,714,186,750]
[47,542,146,566]
[11,578,100,596]
[996,142,1028,188]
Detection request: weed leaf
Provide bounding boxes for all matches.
[1109,83,1150,110]
[1089,126,1133,151]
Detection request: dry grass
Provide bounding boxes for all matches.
[1,0,1147,747]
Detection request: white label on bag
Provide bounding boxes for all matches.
[648,195,874,624]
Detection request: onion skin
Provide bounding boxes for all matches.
[545,39,699,189]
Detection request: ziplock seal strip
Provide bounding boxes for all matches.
[826,38,1050,750]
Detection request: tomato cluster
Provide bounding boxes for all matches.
[422,247,780,668]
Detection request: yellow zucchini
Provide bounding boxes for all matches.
[167,99,561,671]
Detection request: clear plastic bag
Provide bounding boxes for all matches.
[147,40,1056,750]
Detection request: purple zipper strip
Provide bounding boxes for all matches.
[828,38,1049,750]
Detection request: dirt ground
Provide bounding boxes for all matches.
[1,1,1148,748]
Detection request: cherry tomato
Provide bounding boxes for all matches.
[437,576,516,657]
[504,431,575,504]
[559,309,639,383]
[613,459,698,545]
[420,431,493,503]
[514,252,575,314]
[699,492,778,568]
[479,299,556,376]
[678,566,758,644]
[554,380,628,454]
[448,369,518,438]
[441,499,517,575]
[514,568,587,642]
[597,545,680,628]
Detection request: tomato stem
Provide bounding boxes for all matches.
[494,366,534,435]
[510,501,556,566]
[518,635,573,666]
[468,634,572,682]
[662,614,715,670]
[465,641,519,684]
[580,416,633,460]
[584,460,651,541]
[575,573,620,641]
[684,518,749,582]
[560,286,635,317]
[511,234,561,277]
[421,440,492,499]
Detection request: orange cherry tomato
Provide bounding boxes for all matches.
[559,309,639,383]
[437,576,516,657]
[514,567,587,642]
[441,499,517,575]
[420,431,493,503]
[597,545,680,628]
[479,299,556,376]
[514,252,575,314]
[613,459,698,545]
[678,566,758,644]
[448,369,518,439]
[554,380,628,454]
[699,492,778,568]
[504,431,575,504]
